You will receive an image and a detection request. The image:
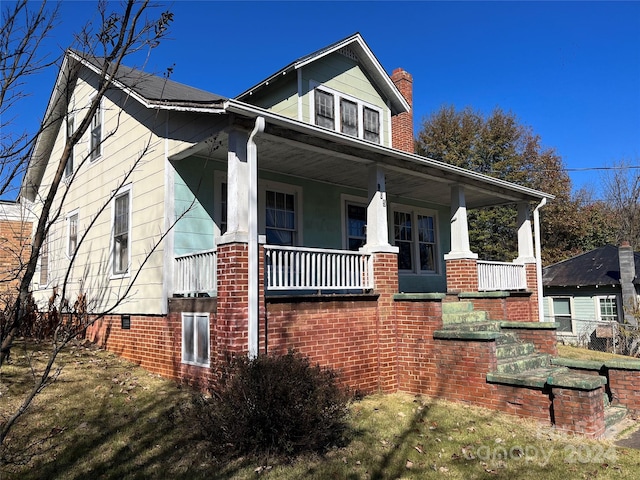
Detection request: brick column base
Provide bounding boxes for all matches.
[552,386,605,438]
[445,258,478,293]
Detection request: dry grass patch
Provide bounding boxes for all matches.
[2,340,640,479]
[557,344,635,362]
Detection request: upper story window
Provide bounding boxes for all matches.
[65,113,75,177]
[315,89,335,129]
[311,83,382,144]
[90,99,102,161]
[67,211,78,257]
[363,107,380,143]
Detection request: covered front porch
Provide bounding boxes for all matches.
[168,103,551,358]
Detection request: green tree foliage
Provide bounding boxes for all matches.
[416,105,614,264]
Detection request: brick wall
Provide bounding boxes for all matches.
[608,368,640,412]
[394,299,442,394]
[501,325,558,356]
[85,311,216,389]
[445,258,479,293]
[0,218,31,294]
[265,296,380,393]
[552,386,605,438]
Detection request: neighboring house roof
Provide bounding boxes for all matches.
[543,244,640,287]
[234,32,411,115]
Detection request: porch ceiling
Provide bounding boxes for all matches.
[181,114,551,210]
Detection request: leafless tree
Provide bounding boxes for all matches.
[0,0,177,456]
[602,159,640,250]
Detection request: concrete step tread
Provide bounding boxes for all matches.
[487,366,569,388]
[496,353,551,374]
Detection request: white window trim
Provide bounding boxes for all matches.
[595,295,620,323]
[259,180,303,246]
[110,184,132,279]
[309,81,384,144]
[549,296,575,335]
[341,193,368,250]
[66,209,79,259]
[181,312,210,367]
[88,95,103,162]
[390,204,440,275]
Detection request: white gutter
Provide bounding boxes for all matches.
[533,197,547,322]
[247,116,265,358]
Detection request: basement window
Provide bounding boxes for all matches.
[182,313,210,366]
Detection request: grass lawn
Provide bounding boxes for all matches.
[2,340,640,479]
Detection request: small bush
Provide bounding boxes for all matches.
[196,350,350,459]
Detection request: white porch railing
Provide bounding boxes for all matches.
[477,260,527,291]
[174,248,217,296]
[264,245,373,292]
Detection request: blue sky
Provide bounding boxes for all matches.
[6,0,640,200]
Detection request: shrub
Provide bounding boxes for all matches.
[196,350,350,458]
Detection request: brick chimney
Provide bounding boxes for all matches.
[618,241,638,325]
[390,68,414,153]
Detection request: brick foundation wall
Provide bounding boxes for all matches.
[265,296,380,392]
[85,311,216,389]
[394,299,442,394]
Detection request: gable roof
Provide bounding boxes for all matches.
[21,50,227,202]
[234,33,411,115]
[543,244,640,287]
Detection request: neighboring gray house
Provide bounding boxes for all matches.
[542,243,640,345]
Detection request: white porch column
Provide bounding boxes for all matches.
[444,184,477,260]
[220,128,249,243]
[515,202,536,264]
[362,164,397,254]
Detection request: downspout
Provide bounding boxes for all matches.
[247,116,265,358]
[533,198,547,322]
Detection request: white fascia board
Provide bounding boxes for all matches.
[223,99,553,202]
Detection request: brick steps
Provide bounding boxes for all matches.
[439,301,627,436]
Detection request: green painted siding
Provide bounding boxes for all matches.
[173,165,451,293]
[245,80,298,119]
[242,51,393,146]
[173,158,225,255]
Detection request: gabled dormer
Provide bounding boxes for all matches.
[235,33,413,152]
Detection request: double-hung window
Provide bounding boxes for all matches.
[597,296,619,322]
[265,189,297,246]
[311,84,382,144]
[112,189,130,275]
[363,107,380,143]
[393,208,437,273]
[315,89,335,129]
[90,99,102,160]
[340,99,358,137]
[551,297,573,333]
[67,211,78,257]
[182,313,210,366]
